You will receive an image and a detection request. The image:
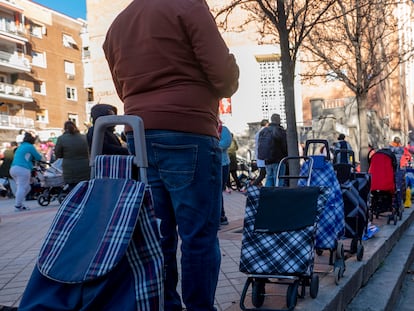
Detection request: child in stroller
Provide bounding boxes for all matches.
[368,148,404,224]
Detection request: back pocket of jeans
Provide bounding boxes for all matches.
[152,143,197,189]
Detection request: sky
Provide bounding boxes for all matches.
[31,0,86,20]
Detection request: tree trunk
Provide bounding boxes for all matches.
[279,29,300,178]
[357,92,370,172]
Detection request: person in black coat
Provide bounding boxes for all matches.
[86,104,129,155]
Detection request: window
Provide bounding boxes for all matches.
[64,61,75,75]
[30,23,44,38]
[34,81,46,94]
[63,34,77,49]
[66,86,77,101]
[36,110,48,123]
[68,114,78,126]
[31,51,46,68]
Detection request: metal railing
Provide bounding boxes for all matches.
[0,114,34,129]
[0,51,30,71]
[0,82,32,98]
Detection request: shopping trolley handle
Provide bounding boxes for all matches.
[276,156,314,186]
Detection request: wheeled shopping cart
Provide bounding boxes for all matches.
[299,139,346,284]
[333,149,368,261]
[19,116,164,311]
[239,156,328,310]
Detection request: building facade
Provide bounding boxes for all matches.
[0,0,88,144]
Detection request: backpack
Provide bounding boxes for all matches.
[335,140,351,164]
[257,127,274,161]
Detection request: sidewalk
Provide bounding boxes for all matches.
[0,191,413,310]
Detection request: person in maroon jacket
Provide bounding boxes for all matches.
[103,1,239,310]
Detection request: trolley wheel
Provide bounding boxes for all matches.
[334,267,341,285]
[356,244,364,261]
[251,279,266,308]
[336,242,344,259]
[316,249,323,256]
[350,238,358,254]
[286,280,299,309]
[37,194,50,206]
[58,193,66,204]
[309,274,319,299]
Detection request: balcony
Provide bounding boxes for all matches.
[0,51,30,73]
[0,51,31,73]
[0,82,32,102]
[0,114,34,129]
[0,0,24,13]
[0,21,26,41]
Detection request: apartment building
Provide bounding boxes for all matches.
[0,0,87,144]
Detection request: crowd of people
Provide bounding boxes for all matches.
[0,102,129,212]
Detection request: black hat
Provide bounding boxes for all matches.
[338,133,345,140]
[91,104,117,123]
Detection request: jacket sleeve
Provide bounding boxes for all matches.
[182,2,239,98]
[31,145,43,161]
[219,127,232,150]
[54,138,63,159]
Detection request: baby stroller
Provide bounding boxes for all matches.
[369,148,404,224]
[36,160,68,206]
[24,163,46,200]
[229,151,258,190]
[239,156,328,310]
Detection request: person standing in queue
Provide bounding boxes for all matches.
[9,132,42,210]
[103,0,239,310]
[54,121,90,191]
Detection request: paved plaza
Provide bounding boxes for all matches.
[0,190,413,310]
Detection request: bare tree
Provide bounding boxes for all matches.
[302,0,414,171]
[213,0,337,176]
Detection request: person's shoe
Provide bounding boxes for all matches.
[15,205,30,211]
[220,216,229,225]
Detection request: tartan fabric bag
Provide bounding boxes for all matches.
[239,185,328,275]
[341,180,368,239]
[19,155,164,311]
[299,158,345,249]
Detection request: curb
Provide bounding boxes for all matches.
[295,207,414,311]
[346,221,414,311]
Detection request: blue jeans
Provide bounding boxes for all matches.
[265,162,285,187]
[127,130,221,311]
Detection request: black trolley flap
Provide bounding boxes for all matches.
[254,186,321,233]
